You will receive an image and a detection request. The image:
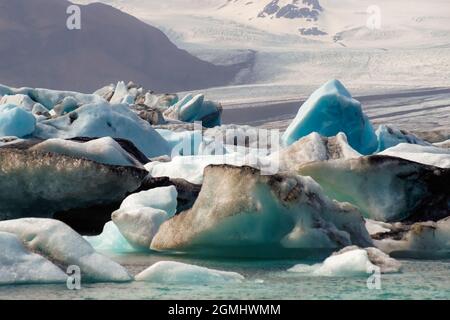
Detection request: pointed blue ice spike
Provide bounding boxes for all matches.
[282,79,378,155]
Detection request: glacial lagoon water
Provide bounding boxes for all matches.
[1,253,449,300]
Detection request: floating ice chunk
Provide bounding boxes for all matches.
[379,143,450,168]
[375,217,450,259]
[271,132,361,171]
[30,137,144,167]
[164,94,222,128]
[0,219,132,282]
[156,129,203,156]
[376,125,429,152]
[34,102,171,157]
[288,246,401,277]
[112,208,169,249]
[0,232,67,285]
[298,155,450,222]
[0,147,147,219]
[85,221,137,254]
[151,165,372,258]
[135,261,244,284]
[112,186,178,248]
[0,94,36,111]
[0,104,36,138]
[119,186,178,216]
[282,80,378,155]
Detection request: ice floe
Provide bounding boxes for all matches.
[135,261,244,284]
[85,221,137,254]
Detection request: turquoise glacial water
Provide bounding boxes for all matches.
[1,253,449,300]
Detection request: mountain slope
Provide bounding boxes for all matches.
[0,0,242,92]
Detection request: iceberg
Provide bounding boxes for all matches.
[34,102,171,158]
[0,104,36,138]
[271,132,361,172]
[0,94,36,111]
[0,146,147,219]
[374,217,450,259]
[288,246,401,277]
[111,186,178,249]
[163,94,222,128]
[85,221,137,254]
[0,219,132,282]
[0,84,105,110]
[30,137,145,167]
[379,143,450,168]
[135,261,244,284]
[298,155,450,222]
[282,80,378,155]
[151,165,372,258]
[0,232,67,285]
[376,125,429,152]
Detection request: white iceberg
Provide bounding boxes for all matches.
[0,219,132,282]
[30,137,144,167]
[111,186,178,249]
[135,261,244,284]
[288,246,401,277]
[0,94,36,111]
[0,232,67,285]
[0,104,36,138]
[282,80,378,155]
[379,143,450,168]
[34,102,170,158]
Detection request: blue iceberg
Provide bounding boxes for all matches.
[282,80,378,155]
[0,104,36,138]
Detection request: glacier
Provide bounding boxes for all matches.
[282,80,378,155]
[135,261,244,284]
